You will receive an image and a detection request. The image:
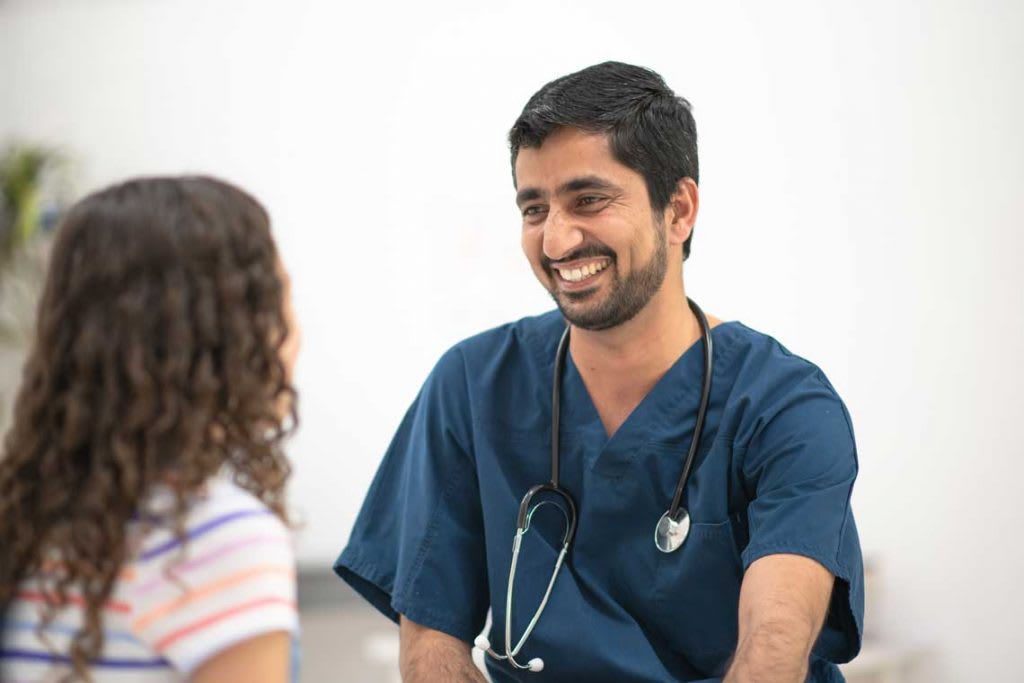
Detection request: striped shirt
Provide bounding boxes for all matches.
[1,479,298,682]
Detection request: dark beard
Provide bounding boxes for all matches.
[548,228,668,331]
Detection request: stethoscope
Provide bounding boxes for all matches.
[475,298,714,674]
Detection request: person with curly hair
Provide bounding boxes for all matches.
[0,176,302,682]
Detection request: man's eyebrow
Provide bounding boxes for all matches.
[558,175,619,195]
[516,176,620,207]
[516,187,542,206]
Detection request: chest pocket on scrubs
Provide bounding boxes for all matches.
[648,439,744,676]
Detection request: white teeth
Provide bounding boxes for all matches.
[557,261,608,282]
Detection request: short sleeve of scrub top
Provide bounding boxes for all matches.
[734,361,863,664]
[334,346,489,642]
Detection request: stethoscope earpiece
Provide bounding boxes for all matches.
[474,632,545,672]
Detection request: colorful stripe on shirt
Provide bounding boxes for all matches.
[13,591,131,614]
[131,532,290,597]
[154,596,297,651]
[133,565,295,632]
[137,508,274,562]
[0,648,170,669]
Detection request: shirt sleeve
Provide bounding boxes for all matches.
[127,500,298,674]
[334,346,489,643]
[739,369,864,664]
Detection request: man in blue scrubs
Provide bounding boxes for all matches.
[336,62,863,682]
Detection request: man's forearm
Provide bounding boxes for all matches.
[401,644,488,683]
[399,616,488,683]
[724,554,832,683]
[723,619,814,683]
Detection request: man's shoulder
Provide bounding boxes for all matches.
[448,309,564,363]
[715,321,852,443]
[717,321,840,396]
[425,310,563,396]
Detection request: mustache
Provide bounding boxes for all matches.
[542,246,615,271]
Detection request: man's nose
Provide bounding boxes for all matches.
[542,207,584,261]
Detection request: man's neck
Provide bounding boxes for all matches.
[569,282,703,437]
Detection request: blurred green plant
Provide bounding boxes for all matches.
[1,145,63,258]
[0,144,69,346]
[0,144,70,434]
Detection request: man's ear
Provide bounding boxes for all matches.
[665,177,699,247]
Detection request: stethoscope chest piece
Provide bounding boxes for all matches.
[654,507,691,553]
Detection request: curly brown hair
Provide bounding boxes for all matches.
[0,176,297,680]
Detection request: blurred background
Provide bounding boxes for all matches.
[2,0,1022,681]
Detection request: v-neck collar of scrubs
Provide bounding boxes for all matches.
[553,321,739,477]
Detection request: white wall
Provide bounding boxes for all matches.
[2,1,1022,680]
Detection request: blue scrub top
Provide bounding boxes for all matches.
[336,312,863,682]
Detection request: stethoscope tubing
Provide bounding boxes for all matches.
[550,326,570,487]
[667,298,713,518]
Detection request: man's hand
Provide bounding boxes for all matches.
[399,615,489,683]
[724,553,834,683]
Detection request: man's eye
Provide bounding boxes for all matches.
[577,195,606,209]
[523,205,547,218]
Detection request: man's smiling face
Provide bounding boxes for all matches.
[515,127,669,331]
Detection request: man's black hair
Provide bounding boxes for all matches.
[509,61,699,259]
